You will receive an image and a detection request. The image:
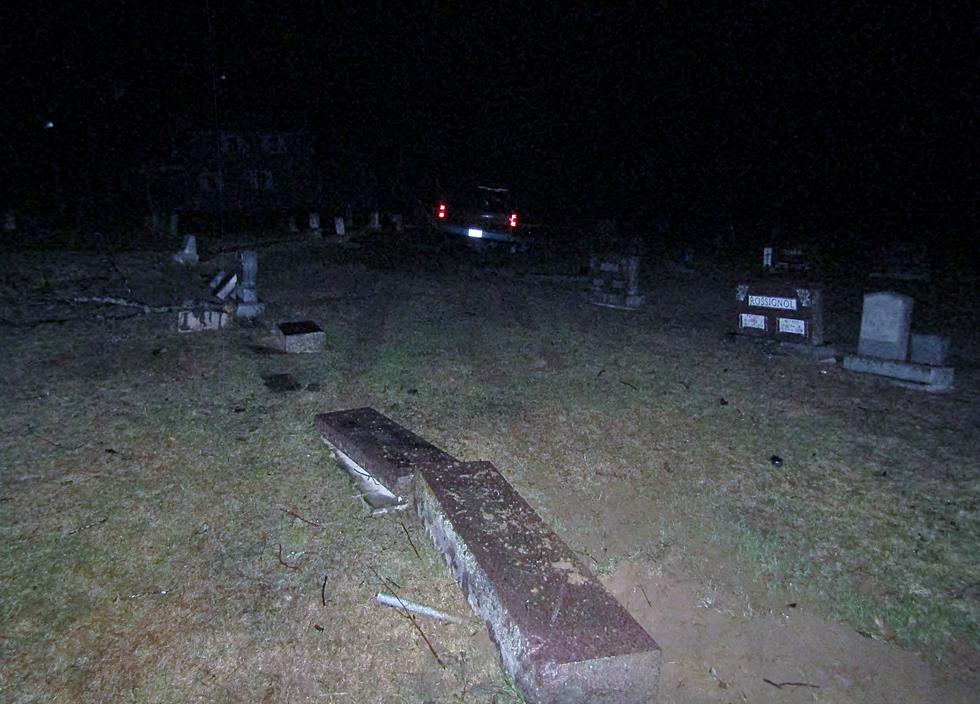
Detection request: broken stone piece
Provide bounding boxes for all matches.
[314,407,455,501]
[172,235,199,265]
[277,320,326,353]
[235,301,266,319]
[177,310,228,332]
[213,272,238,300]
[416,460,661,704]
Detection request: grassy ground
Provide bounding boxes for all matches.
[1,237,977,702]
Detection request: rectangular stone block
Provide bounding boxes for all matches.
[843,354,954,391]
[909,333,950,366]
[277,320,326,353]
[735,282,824,345]
[177,310,229,332]
[416,460,661,704]
[314,407,455,500]
[857,292,913,360]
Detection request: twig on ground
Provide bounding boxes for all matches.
[638,584,652,608]
[277,543,299,570]
[279,505,321,527]
[375,592,469,625]
[369,566,445,668]
[64,295,174,313]
[763,678,819,689]
[321,574,328,606]
[400,520,421,559]
[68,516,107,535]
[619,379,638,391]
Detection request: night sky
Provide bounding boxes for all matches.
[3,1,977,235]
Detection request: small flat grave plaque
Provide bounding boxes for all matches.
[416,460,661,703]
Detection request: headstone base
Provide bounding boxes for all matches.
[178,310,229,332]
[842,354,954,392]
[277,320,326,353]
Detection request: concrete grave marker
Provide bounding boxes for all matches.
[277,320,325,353]
[416,460,661,703]
[736,282,825,346]
[235,250,265,318]
[857,292,913,360]
[314,407,662,703]
[588,255,645,309]
[315,407,455,504]
[334,217,346,236]
[171,235,199,265]
[177,309,228,332]
[309,212,321,232]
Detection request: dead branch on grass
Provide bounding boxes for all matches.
[278,505,321,527]
[321,574,328,606]
[638,584,652,608]
[67,516,107,535]
[369,566,445,668]
[400,520,421,559]
[277,543,300,570]
[763,678,819,690]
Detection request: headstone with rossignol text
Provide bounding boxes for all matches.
[735,282,824,345]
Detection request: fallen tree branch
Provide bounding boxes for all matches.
[763,678,819,690]
[375,592,469,625]
[400,520,421,559]
[62,295,221,314]
[277,543,300,570]
[279,505,321,527]
[370,566,445,668]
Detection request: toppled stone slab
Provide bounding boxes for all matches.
[314,407,455,502]
[177,310,228,332]
[416,460,661,703]
[277,320,326,353]
[842,354,954,392]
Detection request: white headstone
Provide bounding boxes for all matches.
[368,211,381,231]
[334,217,346,236]
[172,235,198,265]
[763,246,773,269]
[857,292,913,361]
[309,212,321,232]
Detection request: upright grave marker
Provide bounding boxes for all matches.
[588,255,645,310]
[843,292,954,391]
[856,292,913,360]
[735,282,825,346]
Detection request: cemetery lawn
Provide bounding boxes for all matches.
[1,238,978,703]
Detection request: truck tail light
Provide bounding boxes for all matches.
[437,203,447,219]
[509,212,518,228]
